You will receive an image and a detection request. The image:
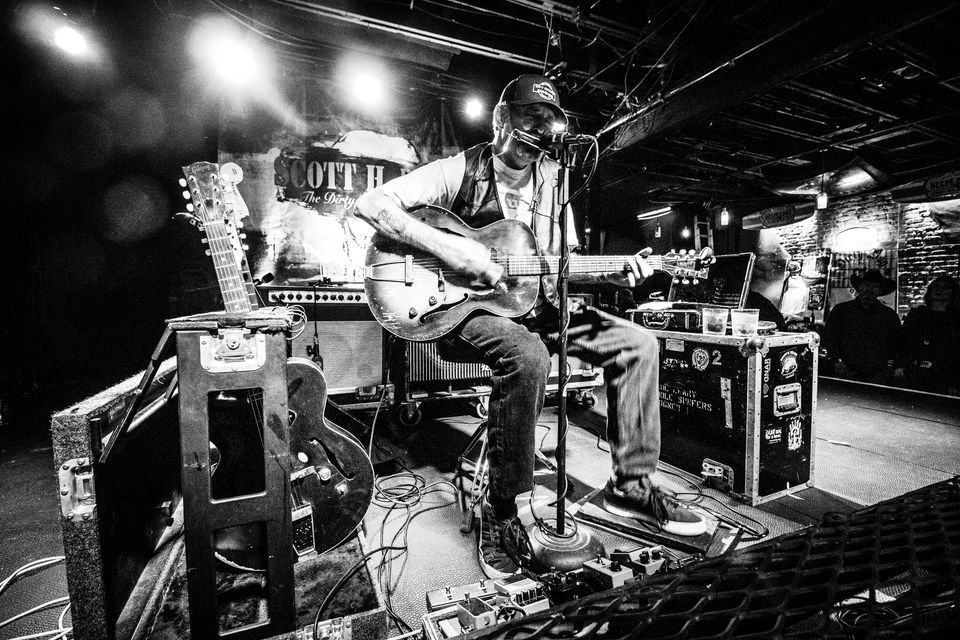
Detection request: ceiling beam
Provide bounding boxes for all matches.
[603,0,956,154]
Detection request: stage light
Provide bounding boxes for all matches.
[53,25,86,55]
[338,53,391,115]
[720,207,730,227]
[681,226,691,238]
[636,206,671,220]
[464,98,483,119]
[188,17,268,88]
[16,5,103,64]
[817,191,829,209]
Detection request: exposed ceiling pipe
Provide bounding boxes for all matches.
[269,0,544,69]
[596,7,831,138]
[500,0,645,43]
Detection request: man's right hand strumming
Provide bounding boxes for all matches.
[444,235,503,287]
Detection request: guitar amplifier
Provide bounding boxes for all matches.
[259,284,387,399]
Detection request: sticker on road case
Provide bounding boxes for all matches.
[691,347,710,371]
[787,416,804,451]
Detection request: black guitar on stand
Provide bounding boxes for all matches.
[181,161,374,560]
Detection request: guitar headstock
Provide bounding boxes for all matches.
[658,247,713,282]
[179,161,256,313]
[180,161,223,226]
[179,161,249,250]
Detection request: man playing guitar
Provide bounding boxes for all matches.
[353,74,705,580]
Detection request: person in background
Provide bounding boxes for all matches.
[822,269,901,384]
[896,275,960,395]
[779,260,810,324]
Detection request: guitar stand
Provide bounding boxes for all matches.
[104,309,299,639]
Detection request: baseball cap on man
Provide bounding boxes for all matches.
[499,74,567,123]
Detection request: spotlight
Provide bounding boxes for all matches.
[189,17,270,88]
[720,207,730,227]
[338,53,391,115]
[464,98,483,119]
[681,226,691,238]
[53,25,87,56]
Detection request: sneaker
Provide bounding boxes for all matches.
[477,501,525,579]
[602,477,707,537]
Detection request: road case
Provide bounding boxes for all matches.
[649,329,819,506]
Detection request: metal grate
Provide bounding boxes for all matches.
[467,478,960,639]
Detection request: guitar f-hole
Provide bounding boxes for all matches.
[419,293,469,324]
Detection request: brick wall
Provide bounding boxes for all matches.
[773,192,960,315]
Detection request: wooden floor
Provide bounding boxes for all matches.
[1,377,958,638]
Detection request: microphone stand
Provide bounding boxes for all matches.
[526,140,603,573]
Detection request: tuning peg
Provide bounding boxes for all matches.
[200,238,208,244]
[238,233,247,239]
[242,244,249,251]
[673,277,680,284]
[182,190,191,201]
[682,278,691,285]
[185,203,194,212]
[692,278,700,285]
[204,249,211,256]
[178,178,187,188]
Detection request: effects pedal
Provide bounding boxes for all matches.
[583,556,634,589]
[426,579,496,611]
[494,574,549,613]
[539,569,594,603]
[297,617,350,640]
[609,545,667,576]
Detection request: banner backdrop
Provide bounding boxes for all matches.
[220,129,420,284]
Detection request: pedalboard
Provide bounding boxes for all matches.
[422,576,550,639]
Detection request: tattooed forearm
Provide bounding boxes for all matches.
[374,207,409,237]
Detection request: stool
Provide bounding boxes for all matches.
[456,421,489,534]
[455,420,560,534]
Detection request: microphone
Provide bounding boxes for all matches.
[512,129,595,150]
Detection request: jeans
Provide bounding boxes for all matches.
[437,305,661,504]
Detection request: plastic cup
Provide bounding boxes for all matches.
[701,307,728,335]
[730,308,760,337]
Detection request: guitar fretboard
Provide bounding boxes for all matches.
[498,255,689,277]
[204,218,254,313]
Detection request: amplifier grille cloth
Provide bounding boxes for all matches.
[290,321,383,392]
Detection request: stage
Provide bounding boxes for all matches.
[1,377,958,638]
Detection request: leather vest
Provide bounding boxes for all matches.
[448,143,504,228]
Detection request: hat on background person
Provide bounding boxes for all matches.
[850,269,896,296]
[787,260,802,274]
[499,74,567,124]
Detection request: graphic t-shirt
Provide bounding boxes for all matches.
[492,155,536,228]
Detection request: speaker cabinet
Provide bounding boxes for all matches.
[260,286,385,394]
